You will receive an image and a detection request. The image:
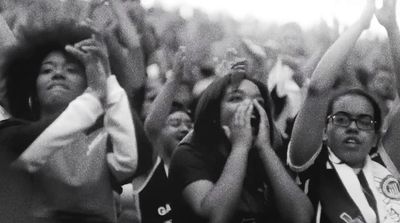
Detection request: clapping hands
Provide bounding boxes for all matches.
[66,19,111,103]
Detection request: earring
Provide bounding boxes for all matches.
[28,96,33,110]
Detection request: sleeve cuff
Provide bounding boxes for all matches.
[287,141,322,172]
[106,75,125,106]
[75,92,104,116]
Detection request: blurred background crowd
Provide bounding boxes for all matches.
[0,0,395,129]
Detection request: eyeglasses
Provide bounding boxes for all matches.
[327,112,376,131]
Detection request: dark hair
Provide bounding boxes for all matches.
[326,88,382,132]
[4,19,92,120]
[170,101,192,120]
[193,72,282,151]
[200,66,215,78]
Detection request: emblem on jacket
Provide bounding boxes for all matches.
[381,176,400,200]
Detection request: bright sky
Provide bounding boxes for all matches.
[141,0,399,34]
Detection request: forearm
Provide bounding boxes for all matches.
[386,23,400,94]
[0,14,16,108]
[252,59,269,83]
[126,47,146,94]
[107,37,131,91]
[105,75,138,183]
[144,78,180,139]
[202,148,249,223]
[139,25,158,61]
[288,93,328,168]
[258,145,313,223]
[107,36,145,103]
[302,48,325,80]
[310,19,366,92]
[280,54,303,71]
[0,117,56,163]
[120,23,141,51]
[110,1,142,50]
[0,14,16,48]
[13,93,104,172]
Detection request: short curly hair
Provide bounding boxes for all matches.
[4,19,93,120]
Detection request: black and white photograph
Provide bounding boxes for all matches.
[1,0,400,222]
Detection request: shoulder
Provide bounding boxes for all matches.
[170,137,216,194]
[172,131,209,167]
[170,142,207,172]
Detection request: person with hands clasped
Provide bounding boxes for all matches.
[0,19,138,223]
[87,0,148,113]
[65,24,109,104]
[169,62,313,223]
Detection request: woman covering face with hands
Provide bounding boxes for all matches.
[0,19,138,223]
[169,63,313,223]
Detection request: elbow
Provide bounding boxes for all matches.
[283,201,314,223]
[11,158,44,173]
[199,201,233,223]
[208,210,231,223]
[307,80,330,96]
[143,121,159,140]
[283,211,313,223]
[192,198,219,221]
[287,143,311,173]
[288,129,323,172]
[107,153,138,182]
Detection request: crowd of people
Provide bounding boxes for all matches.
[1,0,400,222]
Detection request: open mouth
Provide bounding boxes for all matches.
[176,133,187,141]
[343,136,361,145]
[48,83,69,90]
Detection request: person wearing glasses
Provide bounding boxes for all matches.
[288,0,400,222]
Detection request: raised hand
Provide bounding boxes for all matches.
[227,100,254,153]
[171,46,186,81]
[253,99,272,150]
[360,0,376,29]
[215,48,247,76]
[241,38,267,61]
[65,19,110,102]
[376,0,397,29]
[86,0,108,19]
[230,59,248,75]
[124,1,146,30]
[109,0,141,49]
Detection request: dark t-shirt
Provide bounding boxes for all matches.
[0,118,54,223]
[169,136,281,223]
[139,161,173,223]
[298,149,386,223]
